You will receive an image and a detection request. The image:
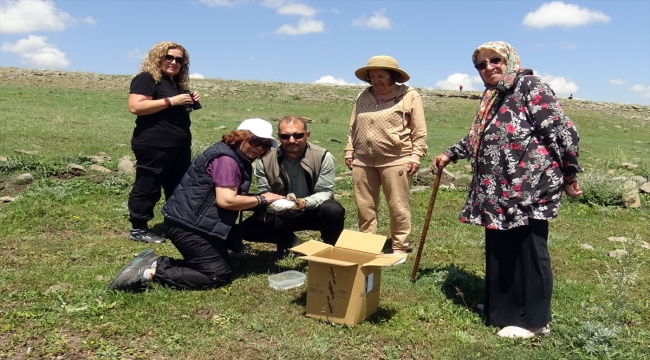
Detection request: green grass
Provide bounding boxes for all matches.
[1,69,649,359]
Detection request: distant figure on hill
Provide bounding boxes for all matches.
[126,41,201,244]
[433,41,583,340]
[459,85,463,91]
[568,94,573,99]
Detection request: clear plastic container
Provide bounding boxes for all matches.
[268,270,306,290]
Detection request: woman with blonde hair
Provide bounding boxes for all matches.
[126,41,201,243]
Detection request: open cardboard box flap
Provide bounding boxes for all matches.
[333,229,386,254]
[298,255,358,267]
[362,254,407,267]
[290,240,331,256]
[290,230,386,256]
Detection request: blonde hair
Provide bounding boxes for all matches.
[139,41,190,90]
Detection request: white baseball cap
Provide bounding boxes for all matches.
[237,118,278,148]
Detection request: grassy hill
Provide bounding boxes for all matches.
[1,67,649,359]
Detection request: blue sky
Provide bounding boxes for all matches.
[1,0,649,105]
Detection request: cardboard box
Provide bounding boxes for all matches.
[290,229,406,326]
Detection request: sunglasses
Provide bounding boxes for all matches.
[277,132,306,140]
[163,54,185,65]
[369,74,390,80]
[474,57,503,71]
[249,137,272,150]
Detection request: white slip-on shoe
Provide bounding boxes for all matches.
[497,325,550,339]
[384,253,407,265]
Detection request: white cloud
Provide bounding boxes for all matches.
[0,0,71,33]
[0,35,68,69]
[314,75,355,86]
[199,0,247,7]
[261,0,288,8]
[537,72,578,97]
[523,1,611,28]
[559,42,576,50]
[82,16,96,26]
[189,73,205,79]
[262,1,317,17]
[125,48,146,59]
[275,18,323,35]
[609,78,626,85]
[352,9,391,30]
[278,3,317,17]
[630,84,650,98]
[435,73,482,91]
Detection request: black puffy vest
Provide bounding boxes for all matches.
[162,141,252,239]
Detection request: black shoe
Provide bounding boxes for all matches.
[129,228,165,244]
[107,249,157,291]
[225,225,244,253]
[271,235,302,261]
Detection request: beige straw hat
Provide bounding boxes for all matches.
[355,55,410,83]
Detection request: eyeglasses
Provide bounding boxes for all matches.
[277,132,306,140]
[249,137,272,150]
[163,54,185,65]
[368,74,390,80]
[474,57,502,71]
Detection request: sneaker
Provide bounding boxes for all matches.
[129,228,165,244]
[271,235,302,260]
[477,304,484,312]
[107,249,158,291]
[496,325,550,339]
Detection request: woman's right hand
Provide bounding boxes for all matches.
[432,154,451,171]
[169,93,194,107]
[345,158,353,170]
[260,192,285,204]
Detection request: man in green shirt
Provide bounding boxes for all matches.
[242,115,345,259]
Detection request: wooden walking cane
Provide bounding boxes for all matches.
[410,167,443,283]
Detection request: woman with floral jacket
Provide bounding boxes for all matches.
[433,41,583,339]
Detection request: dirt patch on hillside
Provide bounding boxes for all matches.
[2,67,648,121]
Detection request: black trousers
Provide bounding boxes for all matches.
[241,199,345,246]
[152,219,232,289]
[485,219,553,328]
[128,145,191,229]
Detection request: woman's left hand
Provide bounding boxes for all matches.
[564,181,583,197]
[407,162,420,176]
[191,92,201,102]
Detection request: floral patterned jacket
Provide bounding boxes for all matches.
[445,75,583,230]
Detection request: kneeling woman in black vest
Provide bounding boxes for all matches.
[108,119,284,291]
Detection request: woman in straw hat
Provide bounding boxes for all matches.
[433,41,583,338]
[344,55,427,255]
[108,119,285,291]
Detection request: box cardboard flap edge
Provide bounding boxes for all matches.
[362,254,406,267]
[290,240,331,256]
[332,229,386,254]
[298,255,358,267]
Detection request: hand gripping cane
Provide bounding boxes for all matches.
[410,167,443,283]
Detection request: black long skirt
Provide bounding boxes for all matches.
[484,219,553,329]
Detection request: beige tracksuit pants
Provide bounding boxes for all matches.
[352,163,412,250]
